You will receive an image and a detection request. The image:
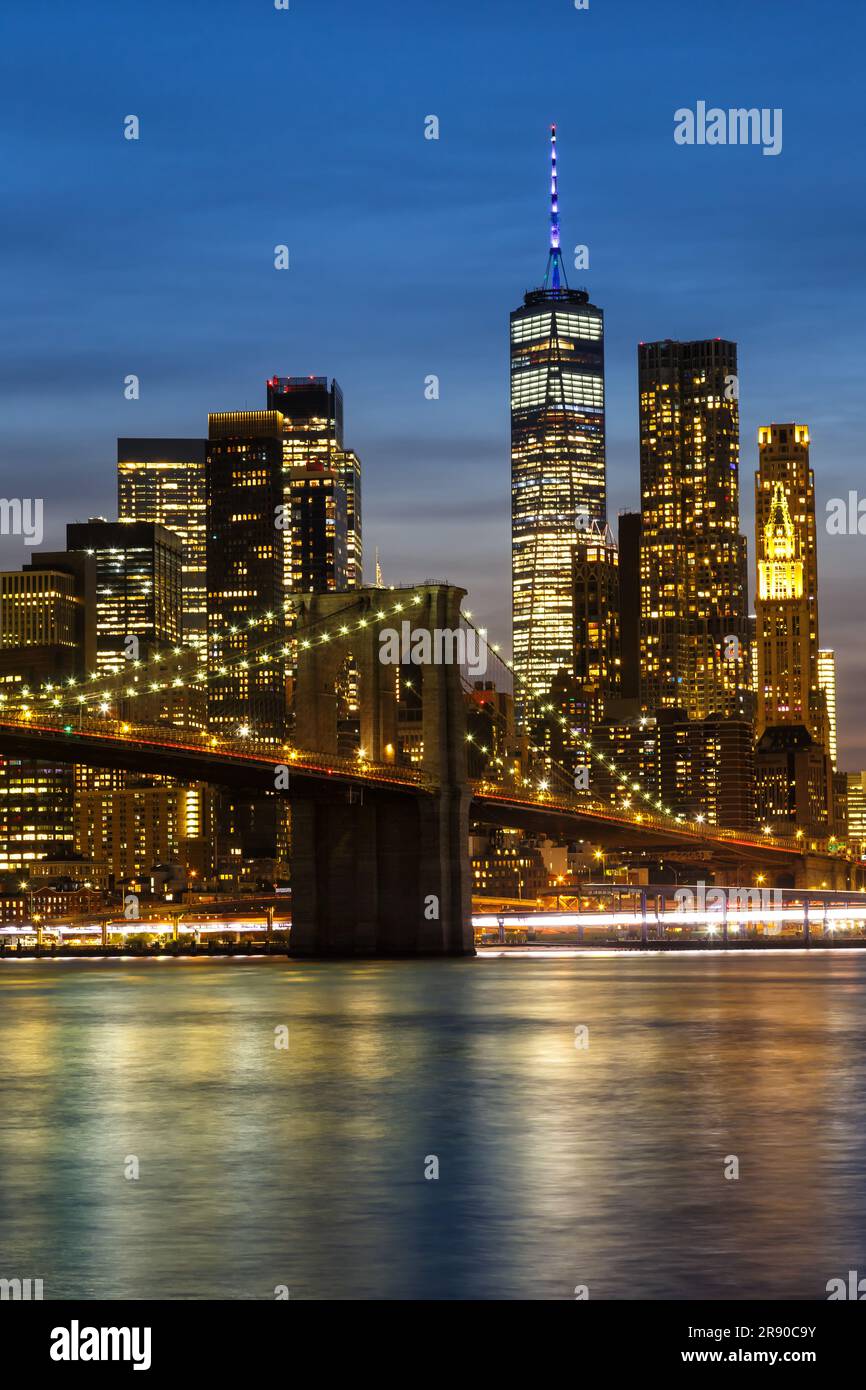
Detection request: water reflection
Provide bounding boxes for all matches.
[1,953,865,1299]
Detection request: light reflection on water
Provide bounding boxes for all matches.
[1,953,865,1300]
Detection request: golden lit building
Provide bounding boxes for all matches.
[754,424,826,744]
[511,127,606,710]
[638,339,749,720]
[818,648,838,767]
[75,781,216,885]
[845,772,866,856]
[117,439,207,657]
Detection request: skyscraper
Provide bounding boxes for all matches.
[638,339,748,720]
[753,424,834,833]
[66,519,183,675]
[205,410,288,873]
[511,126,606,710]
[754,424,826,743]
[570,520,620,734]
[117,439,207,657]
[205,412,286,742]
[265,376,361,591]
[818,649,838,767]
[0,554,96,874]
[617,511,642,704]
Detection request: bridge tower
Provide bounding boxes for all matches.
[290,584,474,956]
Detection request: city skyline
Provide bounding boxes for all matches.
[3,2,866,760]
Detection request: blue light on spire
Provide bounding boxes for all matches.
[543,124,568,294]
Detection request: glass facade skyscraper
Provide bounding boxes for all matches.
[265,376,361,591]
[117,439,207,657]
[511,127,606,710]
[66,519,183,676]
[205,412,286,742]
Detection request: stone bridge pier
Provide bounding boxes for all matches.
[289,585,475,957]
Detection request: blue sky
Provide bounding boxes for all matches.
[2,0,866,758]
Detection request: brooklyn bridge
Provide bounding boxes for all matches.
[0,584,854,955]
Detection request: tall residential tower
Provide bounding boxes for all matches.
[638,339,749,720]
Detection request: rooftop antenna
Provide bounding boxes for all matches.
[543,124,569,293]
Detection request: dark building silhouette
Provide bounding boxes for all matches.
[754,724,836,838]
[617,511,641,702]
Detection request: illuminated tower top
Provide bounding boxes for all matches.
[758,482,803,601]
[543,125,569,294]
[754,424,825,743]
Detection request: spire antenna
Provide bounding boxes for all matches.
[543,124,568,293]
[550,123,560,253]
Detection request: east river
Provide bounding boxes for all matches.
[1,952,865,1299]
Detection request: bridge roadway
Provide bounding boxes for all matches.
[0,713,844,877]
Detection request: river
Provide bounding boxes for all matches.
[1,951,864,1299]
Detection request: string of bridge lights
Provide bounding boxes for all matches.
[458,615,715,834]
[0,586,720,832]
[0,590,806,846]
[0,591,502,722]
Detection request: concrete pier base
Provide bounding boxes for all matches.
[290,584,475,957]
[289,789,474,957]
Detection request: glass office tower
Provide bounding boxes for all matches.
[511,126,605,711]
[117,439,207,657]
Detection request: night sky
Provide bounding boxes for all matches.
[2,0,865,760]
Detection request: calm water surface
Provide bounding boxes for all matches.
[1,951,865,1299]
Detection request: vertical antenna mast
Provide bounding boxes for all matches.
[544,123,568,293]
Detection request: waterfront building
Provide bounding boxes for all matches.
[656,710,755,830]
[511,125,606,710]
[845,772,866,857]
[470,829,549,901]
[75,780,217,886]
[117,439,207,657]
[0,555,97,873]
[638,338,749,720]
[754,724,836,837]
[0,760,76,874]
